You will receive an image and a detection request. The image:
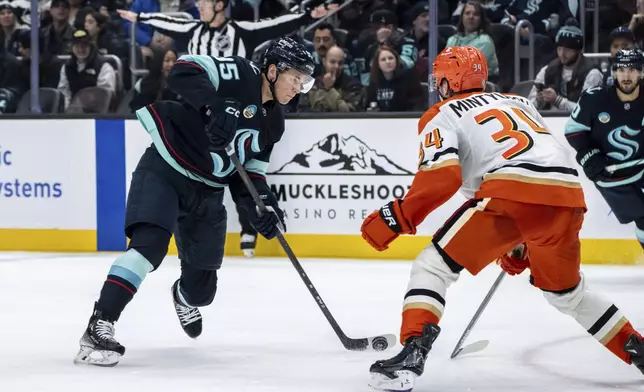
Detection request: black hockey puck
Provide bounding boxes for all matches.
[371,336,389,351]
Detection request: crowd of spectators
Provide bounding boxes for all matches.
[0,0,641,114]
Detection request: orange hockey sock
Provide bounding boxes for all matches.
[603,320,641,364]
[400,308,441,344]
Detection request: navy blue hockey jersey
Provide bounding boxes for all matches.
[135,55,284,188]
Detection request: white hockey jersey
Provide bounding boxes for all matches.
[399,92,586,229]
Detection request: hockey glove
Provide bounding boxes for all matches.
[361,199,414,251]
[205,98,241,150]
[497,243,530,276]
[577,148,610,183]
[246,191,286,240]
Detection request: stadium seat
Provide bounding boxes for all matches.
[16,88,64,113]
[66,86,112,114]
[509,79,534,98]
[437,24,457,41]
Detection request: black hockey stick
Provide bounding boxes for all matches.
[225,145,396,352]
[450,270,506,359]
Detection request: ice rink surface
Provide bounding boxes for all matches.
[1,252,644,392]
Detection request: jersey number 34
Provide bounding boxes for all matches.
[475,108,549,160]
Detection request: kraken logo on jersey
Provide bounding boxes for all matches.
[209,129,261,178]
[607,126,640,161]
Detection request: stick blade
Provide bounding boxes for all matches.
[343,334,397,352]
[450,339,489,359]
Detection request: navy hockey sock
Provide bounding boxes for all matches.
[179,262,219,307]
[96,249,154,321]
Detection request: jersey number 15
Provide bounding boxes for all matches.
[475,108,549,160]
[216,57,240,80]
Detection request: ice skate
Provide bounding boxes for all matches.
[171,279,203,338]
[241,233,257,258]
[73,303,125,367]
[624,334,644,374]
[368,324,440,392]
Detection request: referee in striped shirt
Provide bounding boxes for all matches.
[117,0,335,58]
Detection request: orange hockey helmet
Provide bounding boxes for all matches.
[430,46,488,99]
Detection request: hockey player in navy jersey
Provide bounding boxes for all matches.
[73,37,315,367]
[565,48,644,251]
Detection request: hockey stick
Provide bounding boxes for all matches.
[450,270,506,359]
[225,145,397,352]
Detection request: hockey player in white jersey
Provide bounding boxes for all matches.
[360,46,644,391]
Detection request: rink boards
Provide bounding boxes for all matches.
[0,117,640,264]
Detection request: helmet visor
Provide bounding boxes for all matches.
[427,73,440,92]
[277,61,315,93]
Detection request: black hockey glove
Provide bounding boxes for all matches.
[246,190,286,240]
[577,148,610,182]
[204,98,240,150]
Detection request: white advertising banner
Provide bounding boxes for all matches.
[0,119,96,229]
[266,118,457,235]
[125,119,152,194]
[125,116,636,239]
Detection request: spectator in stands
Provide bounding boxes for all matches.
[502,0,562,35]
[128,48,178,111]
[609,26,636,54]
[359,9,418,85]
[598,0,634,51]
[450,0,510,24]
[288,30,315,54]
[255,0,302,20]
[0,46,24,113]
[406,2,446,80]
[311,22,358,79]
[366,44,424,112]
[1,3,23,55]
[0,0,29,27]
[67,0,92,28]
[501,0,562,68]
[84,7,128,57]
[299,45,364,112]
[338,0,388,40]
[602,26,636,86]
[16,29,62,89]
[150,29,174,52]
[57,29,117,109]
[528,23,603,113]
[41,0,75,55]
[419,0,449,25]
[156,0,199,16]
[446,1,499,78]
[115,0,191,56]
[629,0,644,49]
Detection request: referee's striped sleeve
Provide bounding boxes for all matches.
[138,12,201,33]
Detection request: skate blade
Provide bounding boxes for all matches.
[73,346,121,367]
[368,370,416,392]
[242,249,255,258]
